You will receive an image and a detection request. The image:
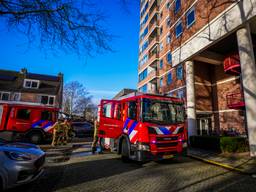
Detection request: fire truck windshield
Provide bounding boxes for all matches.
[142,98,184,125]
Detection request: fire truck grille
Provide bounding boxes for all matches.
[156,136,178,142]
[34,155,45,169]
[156,142,178,148]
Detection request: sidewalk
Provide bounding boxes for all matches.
[188,148,256,175]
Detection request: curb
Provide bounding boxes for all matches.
[188,154,253,176]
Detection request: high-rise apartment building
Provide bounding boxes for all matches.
[137,0,256,156]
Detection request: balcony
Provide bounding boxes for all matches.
[223,53,241,75]
[226,91,245,109]
[138,69,158,88]
[149,0,159,16]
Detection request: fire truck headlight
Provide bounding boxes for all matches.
[4,151,34,161]
[137,143,150,151]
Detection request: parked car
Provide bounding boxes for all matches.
[0,138,45,191]
[72,122,94,138]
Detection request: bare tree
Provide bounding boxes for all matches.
[63,81,93,116]
[0,0,112,55]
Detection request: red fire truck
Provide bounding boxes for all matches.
[97,93,187,162]
[0,103,58,144]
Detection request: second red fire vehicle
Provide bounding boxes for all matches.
[97,93,187,162]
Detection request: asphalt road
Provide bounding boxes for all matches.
[7,146,256,192]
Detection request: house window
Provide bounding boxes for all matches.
[167,52,172,64]
[41,95,55,105]
[175,20,183,38]
[13,93,21,101]
[23,79,40,89]
[176,65,183,80]
[166,34,171,44]
[186,7,195,28]
[16,109,31,120]
[167,72,172,85]
[160,78,163,87]
[0,92,10,101]
[159,59,163,69]
[174,0,181,14]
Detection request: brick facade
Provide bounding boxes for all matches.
[138,0,249,136]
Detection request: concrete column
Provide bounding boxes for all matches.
[237,24,256,157]
[185,60,197,138]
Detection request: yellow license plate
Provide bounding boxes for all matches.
[163,155,174,159]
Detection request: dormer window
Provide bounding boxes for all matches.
[23,79,40,89]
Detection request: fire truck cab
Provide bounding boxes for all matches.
[0,103,58,144]
[97,93,187,162]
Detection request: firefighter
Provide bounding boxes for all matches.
[62,118,72,145]
[51,119,64,146]
[91,120,99,154]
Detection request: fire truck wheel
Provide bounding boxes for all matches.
[121,139,130,162]
[28,132,43,144]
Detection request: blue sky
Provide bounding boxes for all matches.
[0,1,140,104]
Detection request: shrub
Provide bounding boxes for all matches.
[189,135,221,152]
[220,137,249,153]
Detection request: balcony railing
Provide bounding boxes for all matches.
[223,53,241,75]
[138,70,158,88]
[226,91,245,109]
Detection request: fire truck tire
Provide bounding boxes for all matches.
[28,131,43,144]
[121,139,130,162]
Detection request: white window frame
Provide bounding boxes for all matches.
[0,91,10,101]
[186,6,196,28]
[40,95,55,106]
[12,92,21,101]
[23,79,40,89]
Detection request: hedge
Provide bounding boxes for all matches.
[189,135,249,153]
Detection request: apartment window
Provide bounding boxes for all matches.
[166,2,170,9]
[139,68,148,82]
[166,17,171,27]
[0,92,10,101]
[159,59,163,69]
[160,42,163,52]
[176,65,183,80]
[175,20,183,38]
[23,79,40,89]
[166,34,171,44]
[177,89,184,99]
[167,52,172,64]
[41,95,55,105]
[160,26,163,35]
[174,0,181,14]
[167,72,172,85]
[160,11,163,19]
[186,7,195,28]
[160,78,163,87]
[140,84,147,93]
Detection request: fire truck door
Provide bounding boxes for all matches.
[100,100,122,138]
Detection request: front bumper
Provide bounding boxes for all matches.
[4,154,45,190]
